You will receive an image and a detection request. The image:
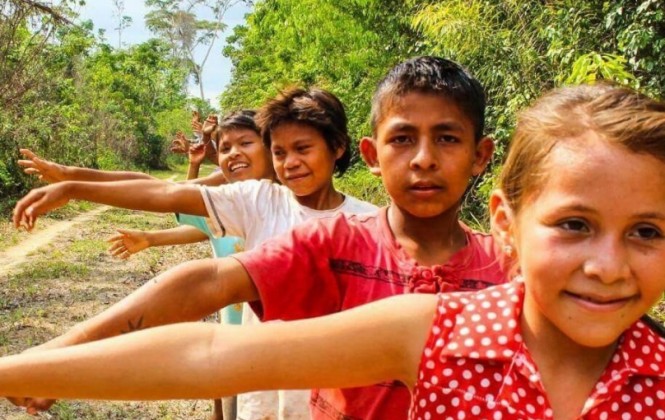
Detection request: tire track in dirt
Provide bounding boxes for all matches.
[0,205,112,274]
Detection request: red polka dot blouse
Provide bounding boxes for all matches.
[410,281,665,419]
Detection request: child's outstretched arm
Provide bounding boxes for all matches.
[12,179,205,231]
[107,226,209,259]
[18,149,156,184]
[0,294,436,401]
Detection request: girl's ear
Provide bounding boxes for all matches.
[489,189,516,252]
[359,137,381,176]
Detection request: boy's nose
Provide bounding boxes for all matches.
[582,237,632,284]
[410,140,438,170]
[283,153,301,169]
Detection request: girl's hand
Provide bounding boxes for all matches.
[107,229,151,259]
[18,148,67,184]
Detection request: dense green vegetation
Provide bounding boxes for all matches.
[222,0,665,223]
[2,0,664,222]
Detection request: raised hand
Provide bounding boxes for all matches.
[170,131,190,155]
[107,228,151,259]
[201,114,218,136]
[17,148,67,184]
[188,143,208,167]
[13,184,70,231]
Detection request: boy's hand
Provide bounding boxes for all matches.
[170,132,190,154]
[12,184,71,231]
[6,343,59,414]
[17,148,67,184]
[107,228,151,259]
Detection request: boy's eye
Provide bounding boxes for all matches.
[437,135,459,143]
[390,135,411,145]
[630,224,663,240]
[297,145,310,153]
[558,219,589,233]
[241,141,254,147]
[272,149,285,158]
[220,146,231,153]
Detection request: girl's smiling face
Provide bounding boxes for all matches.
[494,132,665,349]
[218,128,274,182]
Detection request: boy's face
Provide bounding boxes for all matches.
[217,128,274,182]
[361,92,493,218]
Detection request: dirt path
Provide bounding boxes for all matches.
[0,205,111,275]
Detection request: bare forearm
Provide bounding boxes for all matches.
[182,170,227,186]
[50,258,248,347]
[65,180,207,215]
[147,226,208,247]
[186,163,201,180]
[63,167,156,182]
[0,324,225,400]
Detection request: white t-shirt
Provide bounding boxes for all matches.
[199,179,378,420]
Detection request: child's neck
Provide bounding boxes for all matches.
[388,204,467,266]
[521,297,617,420]
[296,182,344,211]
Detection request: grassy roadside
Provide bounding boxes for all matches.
[0,167,217,419]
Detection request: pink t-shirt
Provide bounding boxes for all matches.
[234,207,509,420]
[411,281,665,419]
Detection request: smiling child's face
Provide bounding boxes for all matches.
[362,92,493,219]
[217,128,273,182]
[509,132,665,349]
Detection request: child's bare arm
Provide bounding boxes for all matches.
[107,226,209,259]
[18,149,156,183]
[0,294,436,401]
[183,170,228,186]
[12,180,205,231]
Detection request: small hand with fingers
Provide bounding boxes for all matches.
[170,131,190,155]
[17,148,67,184]
[13,184,70,231]
[107,228,151,259]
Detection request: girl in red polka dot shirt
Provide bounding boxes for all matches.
[2,83,665,420]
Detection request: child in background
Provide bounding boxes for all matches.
[4,83,665,419]
[13,87,377,420]
[11,56,504,419]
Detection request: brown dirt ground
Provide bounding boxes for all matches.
[0,204,218,419]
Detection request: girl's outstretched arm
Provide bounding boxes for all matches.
[0,294,437,401]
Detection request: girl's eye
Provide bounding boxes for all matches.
[220,146,231,153]
[297,146,310,153]
[272,150,285,158]
[241,141,253,147]
[558,219,589,233]
[631,224,663,240]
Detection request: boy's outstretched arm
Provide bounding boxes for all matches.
[107,226,209,259]
[18,149,156,183]
[0,294,437,401]
[12,179,206,231]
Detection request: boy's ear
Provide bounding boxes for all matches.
[471,136,495,176]
[489,189,515,248]
[359,137,381,176]
[335,144,346,160]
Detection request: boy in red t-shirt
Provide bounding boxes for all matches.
[10,56,509,418]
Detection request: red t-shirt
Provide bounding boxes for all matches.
[234,207,509,420]
[412,281,665,419]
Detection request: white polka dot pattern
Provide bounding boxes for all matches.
[409,282,665,419]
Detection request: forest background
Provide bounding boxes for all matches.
[1,0,664,226]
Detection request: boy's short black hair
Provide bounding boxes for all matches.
[219,109,259,134]
[256,87,352,176]
[371,56,486,140]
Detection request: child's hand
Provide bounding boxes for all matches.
[201,114,218,136]
[17,148,67,184]
[7,394,55,415]
[12,184,71,231]
[107,229,151,259]
[170,132,190,154]
[188,143,208,167]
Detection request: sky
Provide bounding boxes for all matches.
[74,1,251,105]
